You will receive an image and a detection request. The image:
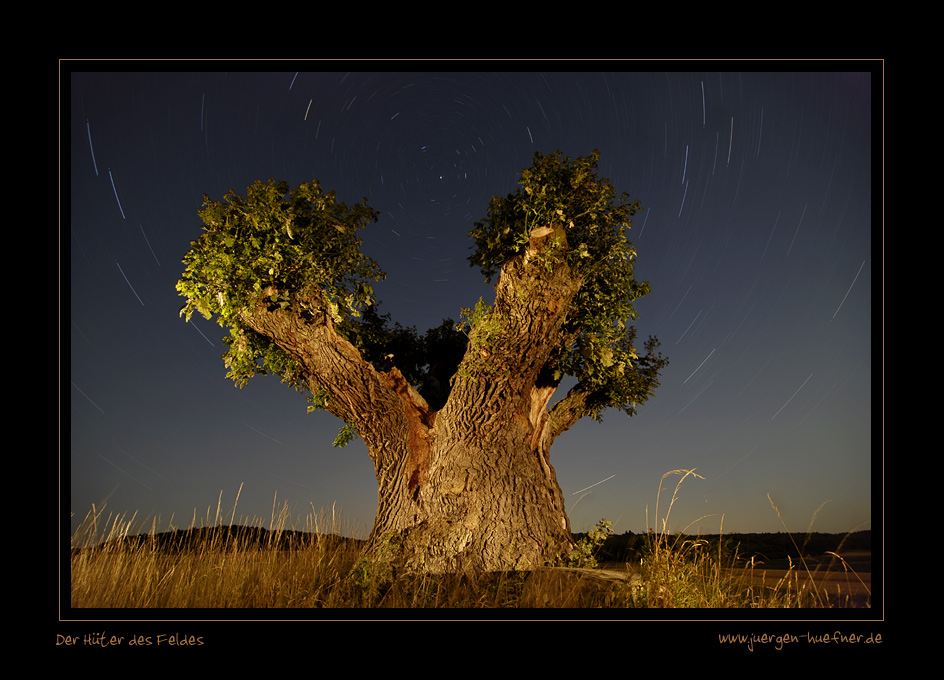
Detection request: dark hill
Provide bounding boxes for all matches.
[76,525,872,570]
[582,530,872,567]
[74,524,365,555]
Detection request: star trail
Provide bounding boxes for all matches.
[67,66,877,540]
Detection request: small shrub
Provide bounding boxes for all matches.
[566,519,613,568]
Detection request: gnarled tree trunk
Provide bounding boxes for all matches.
[240,223,589,572]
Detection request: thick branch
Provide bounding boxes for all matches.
[443,223,581,436]
[547,381,592,440]
[237,289,427,473]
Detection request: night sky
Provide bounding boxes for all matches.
[67,67,875,542]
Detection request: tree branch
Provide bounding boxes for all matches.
[237,288,415,470]
[444,223,581,431]
[547,381,592,440]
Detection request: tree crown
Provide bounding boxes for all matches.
[469,150,664,419]
[177,179,383,392]
[176,151,666,427]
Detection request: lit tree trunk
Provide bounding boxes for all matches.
[240,222,586,572]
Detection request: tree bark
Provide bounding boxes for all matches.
[240,223,584,573]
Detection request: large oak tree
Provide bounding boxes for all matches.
[177,150,667,573]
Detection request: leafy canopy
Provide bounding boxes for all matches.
[177,150,666,429]
[176,178,469,422]
[338,306,468,411]
[177,179,384,392]
[469,149,665,419]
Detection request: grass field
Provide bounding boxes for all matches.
[69,472,871,609]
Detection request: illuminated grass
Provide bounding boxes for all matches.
[69,475,869,609]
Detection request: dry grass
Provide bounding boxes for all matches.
[70,489,367,608]
[69,474,870,609]
[629,470,871,608]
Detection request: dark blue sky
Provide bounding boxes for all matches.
[68,66,876,540]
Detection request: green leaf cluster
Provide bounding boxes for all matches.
[176,179,384,390]
[338,305,468,411]
[176,153,668,443]
[469,150,667,419]
[455,297,504,353]
[332,422,359,448]
[566,518,613,568]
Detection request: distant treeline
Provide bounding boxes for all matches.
[76,524,871,567]
[73,525,364,555]
[581,530,872,565]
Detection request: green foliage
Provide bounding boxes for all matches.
[448,297,513,383]
[455,297,501,339]
[469,150,668,421]
[176,179,384,392]
[331,304,467,444]
[332,422,359,448]
[339,305,469,410]
[351,533,400,597]
[566,518,613,568]
[415,318,471,409]
[338,305,423,377]
[454,297,505,361]
[176,153,667,444]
